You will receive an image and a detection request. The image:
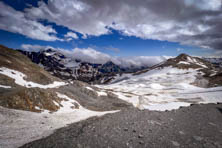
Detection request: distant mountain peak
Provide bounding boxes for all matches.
[45,48,54,53]
[18,49,128,84]
[176,53,190,59]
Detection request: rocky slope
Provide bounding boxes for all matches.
[18,49,145,84]
[134,53,222,87]
[21,103,222,148]
[0,46,132,148]
[0,45,63,112]
[0,45,130,112]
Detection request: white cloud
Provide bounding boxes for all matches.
[60,48,171,67]
[113,56,170,68]
[1,0,221,50]
[64,32,79,40]
[21,44,170,68]
[21,0,222,50]
[81,34,88,39]
[21,44,53,51]
[70,48,112,64]
[0,2,62,41]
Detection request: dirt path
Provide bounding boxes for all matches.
[21,103,222,148]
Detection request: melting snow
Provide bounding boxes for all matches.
[0,93,119,148]
[0,84,11,88]
[97,91,108,96]
[96,66,222,111]
[195,62,208,68]
[178,61,190,65]
[44,52,53,56]
[0,67,66,89]
[86,86,108,96]
[86,86,94,91]
[187,56,197,63]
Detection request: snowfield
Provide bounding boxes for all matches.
[0,67,67,89]
[0,93,119,148]
[85,86,108,96]
[96,66,222,111]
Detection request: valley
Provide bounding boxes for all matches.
[0,45,222,148]
[1,0,222,147]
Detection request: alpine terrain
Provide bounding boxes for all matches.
[0,45,222,148]
[19,49,146,84]
[0,0,222,147]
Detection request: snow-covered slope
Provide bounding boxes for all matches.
[96,54,222,111]
[0,45,129,112]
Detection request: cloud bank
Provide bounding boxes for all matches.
[23,0,222,50]
[1,0,221,51]
[21,44,170,68]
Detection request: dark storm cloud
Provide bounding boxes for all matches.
[0,0,222,50]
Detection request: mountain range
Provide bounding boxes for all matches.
[0,45,130,112]
[18,49,146,84]
[1,44,222,148]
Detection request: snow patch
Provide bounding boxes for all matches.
[195,62,208,68]
[0,84,11,88]
[56,92,80,113]
[149,83,165,89]
[44,52,53,56]
[0,93,119,148]
[97,91,107,96]
[144,102,191,111]
[0,67,66,89]
[86,86,94,91]
[178,61,190,65]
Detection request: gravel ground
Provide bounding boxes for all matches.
[21,103,222,148]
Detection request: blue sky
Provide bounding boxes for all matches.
[0,0,221,57]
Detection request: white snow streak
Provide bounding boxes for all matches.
[0,67,66,89]
[97,91,108,96]
[178,61,190,65]
[85,86,94,91]
[0,84,11,88]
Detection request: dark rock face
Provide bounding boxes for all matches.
[18,49,144,84]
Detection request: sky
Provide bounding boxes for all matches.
[0,0,222,59]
